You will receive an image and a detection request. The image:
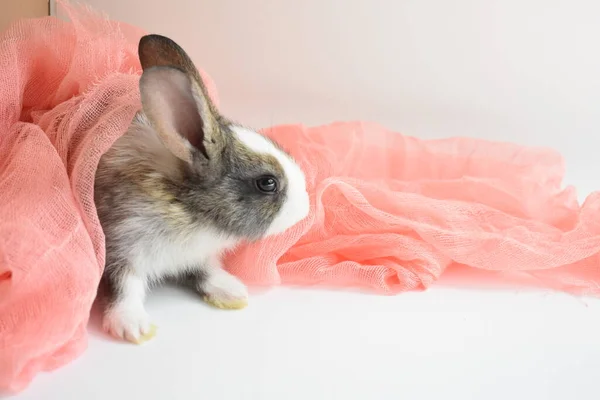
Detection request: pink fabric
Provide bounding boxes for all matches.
[2,1,600,393]
[0,3,219,392]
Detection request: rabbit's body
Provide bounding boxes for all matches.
[94,35,309,344]
[96,111,240,279]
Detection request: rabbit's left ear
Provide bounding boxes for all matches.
[137,34,222,164]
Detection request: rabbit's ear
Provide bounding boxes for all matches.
[137,34,221,163]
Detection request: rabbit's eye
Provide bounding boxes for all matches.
[255,176,278,194]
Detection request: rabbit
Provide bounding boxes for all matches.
[94,34,310,344]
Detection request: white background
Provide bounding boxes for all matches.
[72,0,600,188]
[14,1,600,399]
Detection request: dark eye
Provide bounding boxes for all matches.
[255,176,278,194]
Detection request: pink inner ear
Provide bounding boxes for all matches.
[139,67,207,156]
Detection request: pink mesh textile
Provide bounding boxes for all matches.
[2,1,600,393]
[0,2,218,392]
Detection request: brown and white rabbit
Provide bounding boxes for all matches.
[94,34,310,344]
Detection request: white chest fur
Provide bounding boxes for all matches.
[127,226,239,281]
[103,224,246,343]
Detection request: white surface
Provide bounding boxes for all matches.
[12,279,600,400]
[18,1,599,399]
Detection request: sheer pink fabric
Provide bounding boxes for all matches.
[2,1,600,393]
[0,2,218,392]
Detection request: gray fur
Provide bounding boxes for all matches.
[94,34,290,314]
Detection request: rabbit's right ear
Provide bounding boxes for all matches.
[137,34,222,164]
